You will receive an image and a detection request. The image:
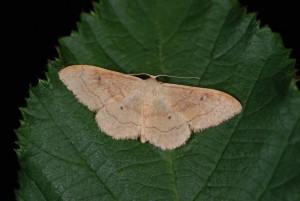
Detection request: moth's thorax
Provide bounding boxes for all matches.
[140,77,161,95]
[138,78,162,110]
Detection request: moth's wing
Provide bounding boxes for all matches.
[59,65,142,111]
[143,97,191,150]
[161,83,242,132]
[96,92,143,139]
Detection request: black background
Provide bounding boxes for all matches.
[3,0,300,200]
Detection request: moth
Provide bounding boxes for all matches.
[59,65,242,150]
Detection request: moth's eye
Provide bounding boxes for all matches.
[120,106,124,110]
[168,116,172,120]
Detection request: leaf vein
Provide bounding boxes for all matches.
[31,89,118,200]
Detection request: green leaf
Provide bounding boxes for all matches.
[17,0,300,200]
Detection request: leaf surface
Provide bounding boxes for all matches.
[17,0,300,200]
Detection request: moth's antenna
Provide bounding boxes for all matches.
[154,74,201,80]
[129,73,201,80]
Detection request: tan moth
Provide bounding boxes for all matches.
[59,65,242,150]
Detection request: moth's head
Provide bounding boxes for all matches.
[133,73,156,80]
